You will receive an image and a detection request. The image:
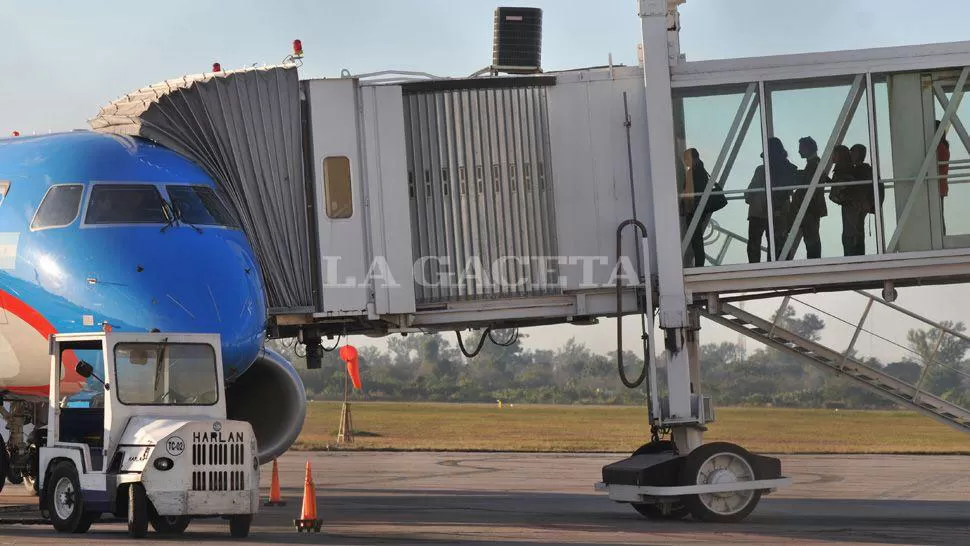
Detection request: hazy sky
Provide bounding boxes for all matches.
[4,0,970,361]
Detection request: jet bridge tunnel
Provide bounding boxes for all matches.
[88,0,970,524]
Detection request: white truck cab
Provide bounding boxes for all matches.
[37,331,259,538]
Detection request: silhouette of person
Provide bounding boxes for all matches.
[746,137,795,263]
[830,145,867,256]
[937,120,950,233]
[790,137,828,259]
[681,148,714,267]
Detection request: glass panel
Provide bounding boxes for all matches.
[323,156,353,219]
[114,342,219,406]
[933,77,970,243]
[85,184,167,224]
[677,89,766,267]
[766,80,876,260]
[167,185,238,227]
[31,184,83,229]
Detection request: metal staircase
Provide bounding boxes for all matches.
[703,295,970,434]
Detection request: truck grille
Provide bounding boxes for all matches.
[191,442,246,466]
[189,433,247,491]
[192,470,246,491]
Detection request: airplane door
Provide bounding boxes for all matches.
[305,79,371,316]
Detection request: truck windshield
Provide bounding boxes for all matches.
[114,342,219,406]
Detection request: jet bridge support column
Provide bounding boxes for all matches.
[594,1,789,523]
[638,0,701,453]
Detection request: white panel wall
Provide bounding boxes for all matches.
[360,85,416,315]
[305,79,370,316]
[546,67,655,291]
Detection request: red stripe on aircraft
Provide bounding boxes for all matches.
[0,287,83,397]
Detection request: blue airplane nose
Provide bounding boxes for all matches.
[149,232,267,378]
[73,227,267,379]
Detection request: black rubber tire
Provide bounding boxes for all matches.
[632,502,690,520]
[46,462,91,533]
[229,514,252,538]
[127,483,150,538]
[679,442,762,523]
[151,513,191,534]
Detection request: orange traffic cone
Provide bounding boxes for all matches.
[293,460,322,532]
[264,459,286,506]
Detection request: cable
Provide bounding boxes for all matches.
[456,328,491,358]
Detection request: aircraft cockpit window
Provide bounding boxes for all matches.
[31,184,84,230]
[85,184,168,224]
[166,185,239,228]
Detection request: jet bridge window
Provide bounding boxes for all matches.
[85,184,168,225]
[166,185,239,227]
[31,184,84,230]
[323,156,353,219]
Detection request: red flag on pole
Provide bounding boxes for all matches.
[339,345,362,390]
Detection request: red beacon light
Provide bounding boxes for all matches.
[212,62,222,73]
[10,131,19,137]
[292,39,303,58]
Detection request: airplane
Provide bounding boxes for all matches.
[0,130,307,490]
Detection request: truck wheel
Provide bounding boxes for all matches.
[229,514,252,538]
[47,462,92,533]
[127,483,150,538]
[679,442,762,523]
[151,513,191,534]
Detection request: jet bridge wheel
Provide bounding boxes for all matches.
[679,442,762,523]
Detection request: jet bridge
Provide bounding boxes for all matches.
[90,0,970,523]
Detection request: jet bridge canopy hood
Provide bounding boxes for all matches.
[89,65,313,313]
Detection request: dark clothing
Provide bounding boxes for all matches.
[800,215,822,259]
[792,156,829,218]
[841,203,867,256]
[746,160,796,262]
[689,211,711,267]
[830,162,868,256]
[853,162,876,213]
[682,160,714,267]
[747,217,788,263]
[789,156,829,259]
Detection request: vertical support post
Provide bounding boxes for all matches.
[913,327,947,404]
[638,0,700,453]
[866,72,886,254]
[769,296,791,339]
[758,81,777,261]
[840,298,874,371]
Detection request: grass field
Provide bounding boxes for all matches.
[293,401,970,454]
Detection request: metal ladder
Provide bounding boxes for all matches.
[703,296,970,433]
